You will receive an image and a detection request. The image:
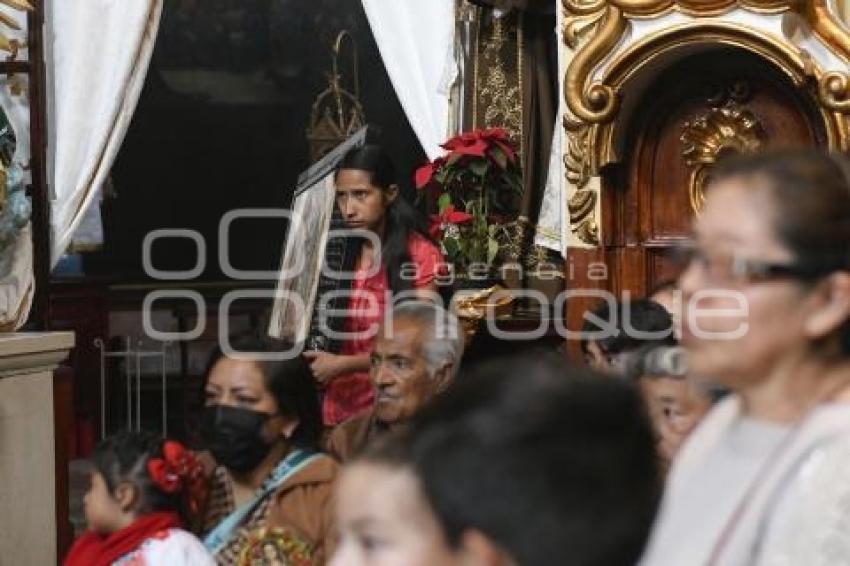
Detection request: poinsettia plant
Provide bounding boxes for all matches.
[415,128,523,273]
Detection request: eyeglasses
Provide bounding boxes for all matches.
[671,243,825,286]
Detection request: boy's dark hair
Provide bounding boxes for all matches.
[91,431,185,517]
[580,298,676,355]
[363,354,661,565]
[205,334,323,450]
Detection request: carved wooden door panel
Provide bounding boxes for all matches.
[565,48,828,345]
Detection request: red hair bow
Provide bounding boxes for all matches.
[148,441,206,497]
[147,441,209,517]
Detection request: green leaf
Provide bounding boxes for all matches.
[438,193,452,212]
[487,237,499,265]
[443,237,460,259]
[443,168,457,187]
[508,173,524,194]
[490,147,507,170]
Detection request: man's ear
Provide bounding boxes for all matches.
[804,272,850,343]
[458,530,514,566]
[114,482,139,513]
[385,184,400,204]
[433,363,455,394]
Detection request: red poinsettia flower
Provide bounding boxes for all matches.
[479,128,517,163]
[415,157,445,189]
[441,130,489,158]
[429,205,474,238]
[453,138,488,157]
[441,130,478,151]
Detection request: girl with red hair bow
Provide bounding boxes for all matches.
[64,432,213,566]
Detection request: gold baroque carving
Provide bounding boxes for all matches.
[819,71,850,112]
[806,0,850,64]
[593,23,847,164]
[563,5,625,123]
[562,1,809,124]
[680,105,766,213]
[561,1,850,247]
[572,216,600,246]
[564,113,600,245]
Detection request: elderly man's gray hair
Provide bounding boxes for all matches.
[390,300,465,378]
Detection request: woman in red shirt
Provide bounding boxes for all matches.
[303,145,445,426]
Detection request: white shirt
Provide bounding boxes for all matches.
[641,396,850,566]
[114,528,214,566]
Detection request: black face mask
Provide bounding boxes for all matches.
[201,405,276,473]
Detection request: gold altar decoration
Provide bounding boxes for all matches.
[306,31,366,163]
[681,105,766,213]
[453,284,516,339]
[0,0,30,54]
[562,0,850,246]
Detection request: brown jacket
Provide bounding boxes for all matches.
[266,454,339,564]
[202,453,339,565]
[324,408,377,462]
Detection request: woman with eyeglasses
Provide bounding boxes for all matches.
[641,150,850,566]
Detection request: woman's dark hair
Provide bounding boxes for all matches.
[91,431,185,518]
[580,298,676,355]
[358,354,661,566]
[712,150,850,353]
[204,334,323,450]
[336,144,435,295]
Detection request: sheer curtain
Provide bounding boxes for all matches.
[47,0,162,266]
[361,0,456,160]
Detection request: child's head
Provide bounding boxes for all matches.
[85,432,197,534]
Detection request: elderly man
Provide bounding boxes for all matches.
[325,300,465,461]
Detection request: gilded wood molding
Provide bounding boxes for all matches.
[681,105,766,213]
[562,0,850,246]
[563,5,625,123]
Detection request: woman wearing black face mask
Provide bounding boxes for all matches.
[198,335,337,564]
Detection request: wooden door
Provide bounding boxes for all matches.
[566,48,828,346]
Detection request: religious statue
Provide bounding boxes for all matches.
[0,106,33,332]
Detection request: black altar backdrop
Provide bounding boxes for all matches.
[87,0,424,282]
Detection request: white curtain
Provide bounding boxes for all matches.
[361,0,456,160]
[535,3,570,257]
[47,0,162,266]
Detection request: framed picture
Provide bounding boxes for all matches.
[268,126,370,347]
[268,174,336,344]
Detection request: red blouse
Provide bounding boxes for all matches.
[322,234,445,426]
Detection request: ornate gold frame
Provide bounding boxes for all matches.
[562,0,850,245]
